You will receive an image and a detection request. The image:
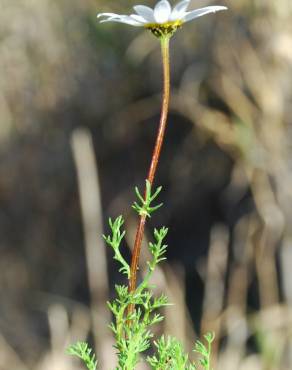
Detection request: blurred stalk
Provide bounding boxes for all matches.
[71,128,115,369]
[201,224,229,364]
[0,334,30,370]
[248,168,283,307]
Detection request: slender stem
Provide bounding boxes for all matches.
[128,36,171,296]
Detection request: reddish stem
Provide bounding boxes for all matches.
[128,36,171,296]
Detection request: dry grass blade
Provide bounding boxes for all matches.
[71,128,115,369]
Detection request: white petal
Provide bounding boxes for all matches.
[117,16,145,26]
[170,0,190,20]
[154,0,172,23]
[101,15,144,26]
[133,5,155,23]
[183,6,227,23]
[129,14,148,23]
[97,12,120,18]
[99,18,117,23]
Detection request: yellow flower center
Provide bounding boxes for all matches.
[145,20,183,38]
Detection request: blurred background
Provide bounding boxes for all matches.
[1,0,292,369]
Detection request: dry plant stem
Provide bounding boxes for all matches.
[129,36,171,296]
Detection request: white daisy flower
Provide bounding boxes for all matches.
[97,0,227,37]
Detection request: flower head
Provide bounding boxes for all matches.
[97,0,227,38]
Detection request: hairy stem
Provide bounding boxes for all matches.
[129,36,171,297]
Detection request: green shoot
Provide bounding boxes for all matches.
[136,226,168,293]
[67,342,97,370]
[147,336,196,370]
[107,226,170,369]
[132,180,163,217]
[194,332,215,370]
[103,215,130,278]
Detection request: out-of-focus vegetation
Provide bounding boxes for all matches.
[1,0,292,369]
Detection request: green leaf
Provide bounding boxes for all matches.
[193,332,215,370]
[103,216,130,279]
[132,180,163,218]
[67,342,97,370]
